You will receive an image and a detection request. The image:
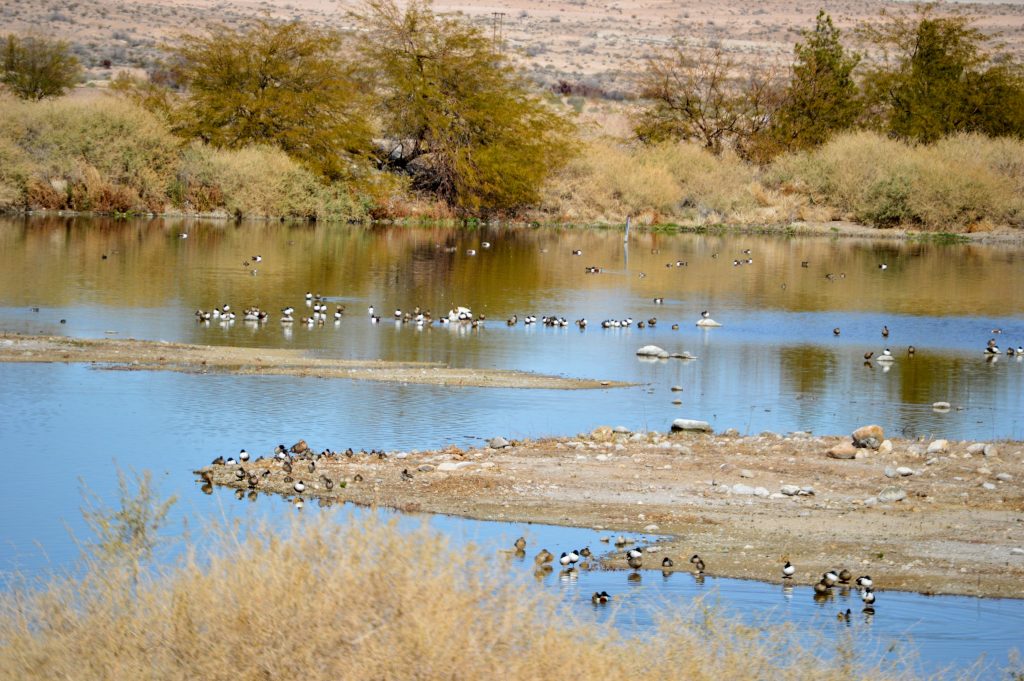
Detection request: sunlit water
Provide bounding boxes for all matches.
[0,217,1022,676]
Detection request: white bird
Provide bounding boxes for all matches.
[239,449,250,462]
[877,348,895,362]
[855,575,873,589]
[627,547,643,560]
[782,561,795,579]
[293,480,306,493]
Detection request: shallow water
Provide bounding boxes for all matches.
[1,217,1022,676]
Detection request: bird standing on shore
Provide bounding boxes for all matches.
[690,554,705,574]
[782,561,795,579]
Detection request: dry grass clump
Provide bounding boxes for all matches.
[0,516,911,681]
[767,131,1024,230]
[541,139,774,225]
[0,96,366,220]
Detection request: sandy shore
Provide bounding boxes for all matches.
[0,333,627,390]
[197,427,1024,599]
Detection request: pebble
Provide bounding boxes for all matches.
[732,484,756,495]
[932,401,951,410]
[753,487,770,498]
[394,452,409,459]
[800,486,815,496]
[851,424,884,449]
[739,469,754,478]
[884,467,898,478]
[983,444,999,458]
[896,466,914,476]
[996,473,1012,482]
[967,443,987,455]
[978,466,992,475]
[613,425,630,434]
[629,432,646,442]
[489,436,510,449]
[927,439,948,454]
[437,461,475,472]
[981,482,996,490]
[417,464,435,472]
[878,486,907,503]
[636,345,667,357]
[644,524,660,532]
[671,418,712,432]
[1011,548,1024,556]
[925,457,938,465]
[780,484,801,496]
[878,440,893,456]
[595,454,610,461]
[864,497,878,507]
[827,442,857,459]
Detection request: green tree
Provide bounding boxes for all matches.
[1,34,81,100]
[355,0,574,214]
[635,43,779,157]
[860,4,1024,141]
[169,19,374,180]
[767,11,861,155]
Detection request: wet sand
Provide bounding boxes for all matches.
[197,427,1024,599]
[0,333,627,390]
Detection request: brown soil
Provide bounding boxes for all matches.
[198,427,1024,599]
[0,333,627,390]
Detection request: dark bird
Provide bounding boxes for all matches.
[882,325,890,338]
[662,557,674,568]
[690,554,705,573]
[833,328,840,336]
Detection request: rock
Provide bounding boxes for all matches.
[981,482,996,490]
[636,345,667,357]
[1011,548,1024,556]
[996,473,1012,482]
[670,352,697,359]
[670,385,684,392]
[884,467,898,478]
[437,461,475,472]
[613,425,630,434]
[489,436,510,449]
[799,486,815,496]
[780,484,801,496]
[927,439,948,454]
[977,466,992,476]
[878,486,907,503]
[591,426,613,441]
[896,466,914,476]
[907,444,927,456]
[932,401,951,411]
[925,457,938,465]
[595,454,610,461]
[629,432,646,442]
[644,524,660,532]
[967,443,987,455]
[696,318,722,327]
[983,444,999,458]
[828,442,858,459]
[732,484,756,495]
[864,497,878,507]
[723,428,740,437]
[739,469,754,478]
[417,464,435,472]
[852,425,884,449]
[671,418,712,433]
[878,440,893,456]
[753,487,771,498]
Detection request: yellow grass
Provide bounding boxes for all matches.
[0,516,918,681]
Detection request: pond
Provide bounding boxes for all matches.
[0,216,1022,677]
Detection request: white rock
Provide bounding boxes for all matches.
[878,486,906,503]
[753,487,770,498]
[636,345,667,357]
[671,418,712,432]
[696,318,722,327]
[896,466,914,476]
[613,425,630,434]
[799,486,815,496]
[981,482,996,490]
[996,473,1012,482]
[967,443,987,455]
[884,467,898,478]
[1011,548,1024,556]
[739,469,754,478]
[644,524,660,532]
[878,440,893,456]
[437,461,475,472]
[983,444,999,457]
[732,484,756,495]
[489,436,510,449]
[927,439,948,454]
[780,485,801,496]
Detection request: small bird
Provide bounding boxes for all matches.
[856,575,873,589]
[837,608,851,622]
[879,263,888,270]
[838,569,852,584]
[662,557,674,568]
[591,591,610,604]
[882,325,890,337]
[293,480,306,493]
[908,345,916,355]
[877,348,894,362]
[823,570,839,587]
[833,328,840,336]
[653,297,664,304]
[627,554,643,570]
[535,549,553,565]
[782,561,795,579]
[864,351,874,360]
[514,536,527,551]
[690,554,705,573]
[861,589,876,607]
[700,310,710,319]
[627,547,643,560]
[238,449,250,462]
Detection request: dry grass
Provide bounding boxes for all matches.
[767,132,1024,230]
[0,516,915,681]
[0,96,366,220]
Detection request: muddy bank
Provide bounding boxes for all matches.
[197,427,1024,599]
[0,333,627,390]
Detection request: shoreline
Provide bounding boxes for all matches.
[0,334,628,390]
[5,210,1023,246]
[197,427,1024,600]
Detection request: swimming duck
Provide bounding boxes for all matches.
[466,249,477,256]
[662,557,674,568]
[985,343,1000,355]
[676,260,687,267]
[535,549,554,565]
[837,608,851,622]
[690,554,705,573]
[878,263,888,270]
[252,255,262,262]
[908,345,916,355]
[627,554,643,570]
[882,325,890,337]
[653,297,664,304]
[861,589,876,606]
[514,537,527,551]
[782,561,795,579]
[481,242,491,248]
[833,328,840,336]
[591,591,610,604]
[700,310,710,319]
[580,547,592,558]
[305,292,313,301]
[813,580,829,594]
[864,351,874,360]
[838,569,852,584]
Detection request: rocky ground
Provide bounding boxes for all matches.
[197,424,1024,599]
[0,333,625,389]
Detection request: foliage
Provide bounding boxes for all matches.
[79,467,176,582]
[635,44,779,156]
[859,4,1024,142]
[355,0,575,214]
[0,516,912,681]
[763,11,862,157]
[1,34,81,101]
[169,18,375,180]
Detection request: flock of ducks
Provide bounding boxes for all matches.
[800,565,878,614]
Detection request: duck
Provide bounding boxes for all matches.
[676,260,687,267]
[580,547,592,558]
[690,554,705,573]
[653,297,664,304]
[572,249,582,256]
[985,343,1000,355]
[251,255,262,262]
[662,557,674,568]
[535,549,554,565]
[466,249,477,256]
[782,560,795,579]
[855,575,873,589]
[305,292,313,301]
[908,345,916,355]
[882,325,890,337]
[823,570,839,587]
[627,547,643,560]
[876,348,894,362]
[833,328,840,336]
[861,588,876,606]
[864,351,874,360]
[514,537,527,551]
[878,263,888,270]
[700,310,710,319]
[838,568,852,584]
[559,551,578,568]
[293,480,305,493]
[481,241,491,248]
[238,449,250,462]
[837,608,851,622]
[627,554,643,570]
[591,591,610,604]
[813,580,829,594]
[401,469,414,481]
[211,456,225,466]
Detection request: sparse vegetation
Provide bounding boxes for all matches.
[0,515,910,681]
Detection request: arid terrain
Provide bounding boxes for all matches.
[197,424,1024,599]
[5,0,1024,94]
